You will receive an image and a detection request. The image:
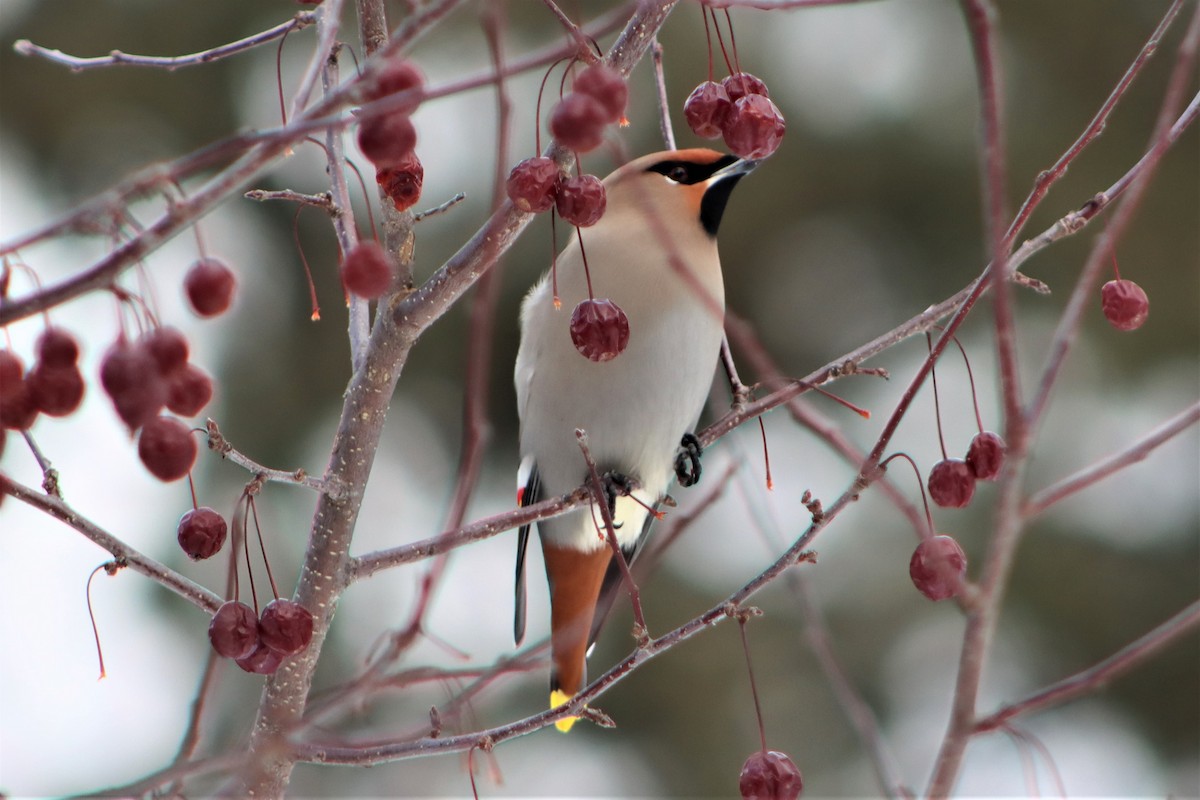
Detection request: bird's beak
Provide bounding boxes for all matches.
[709,156,761,184]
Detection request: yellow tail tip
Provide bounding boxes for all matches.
[550,689,579,733]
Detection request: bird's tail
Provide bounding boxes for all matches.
[542,542,611,733]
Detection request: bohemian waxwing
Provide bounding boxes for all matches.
[514,148,758,731]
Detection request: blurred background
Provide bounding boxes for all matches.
[1,0,1196,796]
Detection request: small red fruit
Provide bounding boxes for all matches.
[177,507,228,561]
[722,72,770,102]
[739,750,803,800]
[27,364,85,417]
[376,151,424,212]
[1101,279,1149,332]
[684,81,732,139]
[965,431,1005,481]
[927,458,976,508]
[167,363,214,417]
[357,112,417,168]
[236,641,285,675]
[258,599,315,657]
[36,327,80,367]
[569,298,630,363]
[363,58,424,111]
[723,94,786,160]
[209,601,258,659]
[137,416,198,482]
[1,350,25,402]
[549,92,609,153]
[100,338,166,432]
[340,241,395,299]
[141,327,190,377]
[184,257,237,318]
[555,174,607,227]
[0,378,38,430]
[572,64,627,123]
[506,157,560,213]
[910,535,968,601]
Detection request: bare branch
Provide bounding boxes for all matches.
[4,478,223,614]
[13,12,317,71]
[1024,402,1200,518]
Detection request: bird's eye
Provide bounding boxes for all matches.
[668,165,689,183]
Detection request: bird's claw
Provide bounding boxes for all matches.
[601,471,637,520]
[674,432,703,487]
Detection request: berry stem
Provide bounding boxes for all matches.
[186,473,199,510]
[709,6,735,76]
[275,28,291,128]
[550,209,561,308]
[1110,248,1122,280]
[535,57,571,153]
[86,563,110,680]
[942,331,985,435]
[723,9,743,75]
[343,155,380,245]
[249,496,281,600]
[927,333,949,460]
[576,225,595,299]
[240,498,259,614]
[880,451,936,538]
[701,5,715,82]
[292,207,322,321]
[757,417,774,491]
[737,617,769,754]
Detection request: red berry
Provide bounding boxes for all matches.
[927,458,976,508]
[722,72,770,102]
[723,94,786,160]
[0,350,25,402]
[167,363,214,417]
[141,327,189,377]
[137,416,198,482]
[573,64,627,123]
[376,152,424,212]
[739,750,803,800]
[258,599,315,657]
[27,363,85,417]
[569,298,630,362]
[555,174,607,227]
[549,92,609,153]
[0,378,38,431]
[965,431,1005,481]
[36,327,80,367]
[100,338,167,432]
[177,506,228,560]
[684,81,732,139]
[340,241,395,299]
[909,535,968,601]
[1101,279,1149,332]
[363,58,424,111]
[357,112,417,168]
[209,601,258,659]
[236,640,285,675]
[184,257,237,318]
[506,157,560,213]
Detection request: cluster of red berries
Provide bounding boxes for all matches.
[739,749,803,800]
[339,240,397,300]
[506,159,608,228]
[549,63,628,154]
[1,327,86,431]
[684,73,785,160]
[927,430,1005,510]
[358,57,425,212]
[209,596,314,675]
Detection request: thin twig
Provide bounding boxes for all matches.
[651,39,677,150]
[244,188,336,211]
[413,192,467,220]
[1024,402,1200,518]
[206,419,338,497]
[4,478,223,614]
[975,601,1200,733]
[13,12,317,71]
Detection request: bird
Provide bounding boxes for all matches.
[513,148,759,732]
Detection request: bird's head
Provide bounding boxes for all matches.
[602,148,759,238]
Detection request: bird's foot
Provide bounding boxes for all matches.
[600,471,638,520]
[674,432,703,487]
